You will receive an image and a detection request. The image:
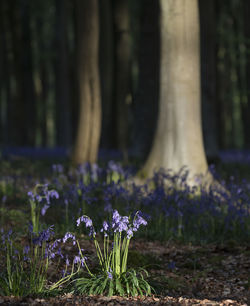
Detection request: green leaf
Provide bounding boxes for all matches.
[108,279,114,297]
[97,275,108,295]
[115,278,124,296]
[125,279,130,296]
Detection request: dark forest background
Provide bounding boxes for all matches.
[0,0,249,162]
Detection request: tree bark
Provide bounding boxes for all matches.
[35,3,49,147]
[73,0,101,164]
[113,0,131,160]
[199,0,218,162]
[242,0,250,148]
[0,1,11,145]
[141,0,209,184]
[54,0,72,148]
[5,0,22,146]
[133,0,160,159]
[20,0,36,146]
[99,0,114,149]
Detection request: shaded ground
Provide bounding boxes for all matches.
[0,240,249,305]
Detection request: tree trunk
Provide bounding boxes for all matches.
[73,0,101,164]
[113,0,131,160]
[35,4,49,147]
[54,0,71,148]
[0,1,11,145]
[133,0,160,159]
[141,0,209,184]
[199,0,219,163]
[20,0,36,146]
[242,0,250,148]
[99,0,114,149]
[5,0,22,146]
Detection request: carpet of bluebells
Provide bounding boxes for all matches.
[0,151,250,299]
[2,160,248,243]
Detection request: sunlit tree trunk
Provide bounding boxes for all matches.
[73,0,101,164]
[141,0,209,184]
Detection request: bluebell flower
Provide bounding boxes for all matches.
[88,227,96,238]
[76,215,93,228]
[41,204,49,216]
[51,238,61,250]
[107,271,113,280]
[102,221,109,231]
[23,245,30,255]
[35,195,43,203]
[133,213,147,232]
[49,190,59,200]
[112,210,121,227]
[32,225,54,246]
[57,247,64,258]
[63,232,76,245]
[65,256,70,266]
[73,255,85,267]
[126,228,133,239]
[27,191,35,201]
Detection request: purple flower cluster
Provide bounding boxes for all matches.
[76,215,96,237]
[101,210,147,239]
[28,184,59,216]
[32,225,55,246]
[0,229,13,249]
[107,268,113,279]
[63,232,76,245]
[133,213,148,231]
[73,254,86,268]
[76,216,93,228]
[112,210,129,233]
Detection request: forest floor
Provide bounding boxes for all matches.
[0,240,249,305]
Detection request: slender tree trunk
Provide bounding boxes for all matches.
[199,0,218,162]
[69,0,78,145]
[36,6,48,147]
[73,0,101,164]
[99,0,114,149]
[20,0,36,146]
[113,0,131,160]
[141,0,209,184]
[216,1,234,149]
[0,1,12,146]
[0,5,2,145]
[242,0,250,148]
[133,0,160,159]
[231,1,244,149]
[54,0,71,148]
